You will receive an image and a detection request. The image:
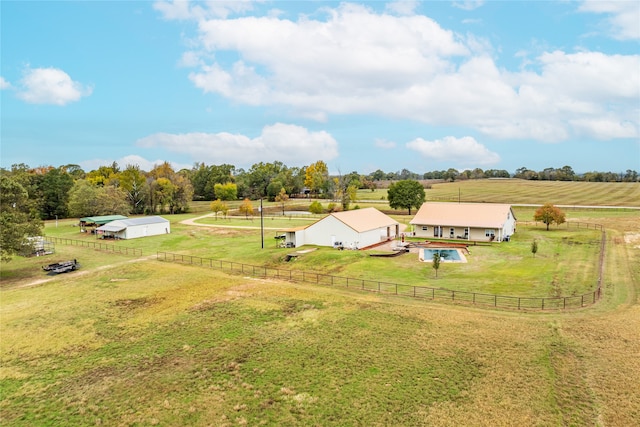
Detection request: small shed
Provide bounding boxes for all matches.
[96,216,170,240]
[281,208,399,249]
[80,215,128,232]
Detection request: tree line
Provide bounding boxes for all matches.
[370,165,638,182]
[2,161,637,221]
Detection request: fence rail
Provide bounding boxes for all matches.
[156,251,602,311]
[46,236,143,256]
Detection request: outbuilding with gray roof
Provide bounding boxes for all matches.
[96,216,170,240]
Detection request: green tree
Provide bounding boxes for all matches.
[387,180,425,215]
[210,199,229,220]
[214,182,237,201]
[68,180,102,217]
[531,239,538,257]
[432,252,441,278]
[534,203,566,231]
[39,167,74,219]
[266,179,284,202]
[153,178,175,214]
[119,164,149,214]
[97,186,130,216]
[0,175,43,261]
[309,201,323,214]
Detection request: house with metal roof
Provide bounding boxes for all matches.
[96,216,170,240]
[281,207,399,249]
[410,202,516,242]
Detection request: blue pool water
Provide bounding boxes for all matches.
[421,249,462,261]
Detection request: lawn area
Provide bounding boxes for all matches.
[35,214,604,299]
[1,201,639,426]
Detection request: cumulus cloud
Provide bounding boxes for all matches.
[135,123,339,167]
[154,0,255,20]
[17,67,92,105]
[0,77,11,90]
[385,0,419,16]
[452,1,485,11]
[406,136,500,167]
[80,155,191,173]
[375,138,397,149]
[167,2,639,143]
[579,0,640,40]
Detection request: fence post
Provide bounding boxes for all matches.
[518,297,520,310]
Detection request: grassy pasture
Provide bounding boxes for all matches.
[1,181,639,426]
[357,179,640,206]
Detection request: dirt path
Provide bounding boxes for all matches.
[7,255,157,291]
[180,213,288,230]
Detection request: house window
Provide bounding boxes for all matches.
[485,229,495,237]
[422,226,428,231]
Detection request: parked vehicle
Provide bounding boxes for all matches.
[42,259,78,274]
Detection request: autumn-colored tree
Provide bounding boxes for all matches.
[210,199,229,220]
[534,203,566,230]
[275,188,289,215]
[238,198,254,219]
[304,160,329,196]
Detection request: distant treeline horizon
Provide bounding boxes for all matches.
[2,161,638,221]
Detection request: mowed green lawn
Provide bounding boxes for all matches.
[33,213,603,299]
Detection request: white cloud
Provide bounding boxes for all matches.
[406,136,500,167]
[385,1,419,16]
[17,67,92,105]
[452,1,485,11]
[0,77,11,90]
[154,0,256,20]
[170,2,639,143]
[579,0,640,40]
[80,155,191,173]
[135,123,339,167]
[375,138,397,149]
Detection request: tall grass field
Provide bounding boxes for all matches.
[1,181,639,426]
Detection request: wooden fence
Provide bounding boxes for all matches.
[45,236,143,256]
[156,251,602,311]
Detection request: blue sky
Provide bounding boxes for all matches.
[2,0,639,175]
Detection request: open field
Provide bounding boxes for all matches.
[357,179,640,207]
[1,182,639,426]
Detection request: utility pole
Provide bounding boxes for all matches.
[260,198,264,249]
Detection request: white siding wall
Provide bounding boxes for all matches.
[300,216,388,249]
[124,221,170,239]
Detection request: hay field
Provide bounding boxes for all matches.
[357,179,640,207]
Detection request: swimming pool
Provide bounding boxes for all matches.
[420,248,466,262]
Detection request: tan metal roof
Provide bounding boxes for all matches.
[410,202,515,228]
[330,207,398,233]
